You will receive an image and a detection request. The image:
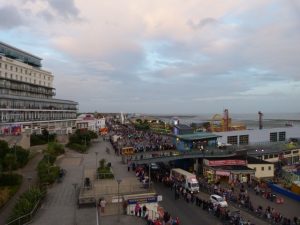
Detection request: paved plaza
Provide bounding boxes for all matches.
[31,138,146,225]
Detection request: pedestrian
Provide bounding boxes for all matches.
[142,205,147,217]
[128,162,131,172]
[100,198,107,213]
[135,203,141,216]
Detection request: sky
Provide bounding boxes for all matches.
[0,0,300,114]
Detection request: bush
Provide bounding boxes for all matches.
[15,147,29,168]
[37,160,60,184]
[46,142,65,157]
[30,130,56,146]
[97,159,114,179]
[66,143,88,153]
[7,187,43,223]
[42,154,57,165]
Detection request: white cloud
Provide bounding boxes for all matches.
[1,0,299,113]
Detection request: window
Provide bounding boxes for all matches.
[270,132,278,142]
[292,150,299,154]
[228,136,238,145]
[268,166,272,170]
[261,166,264,171]
[10,65,13,71]
[279,132,286,141]
[5,64,7,69]
[239,135,249,145]
[264,155,269,159]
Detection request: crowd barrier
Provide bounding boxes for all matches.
[268,183,300,202]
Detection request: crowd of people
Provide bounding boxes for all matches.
[107,121,175,154]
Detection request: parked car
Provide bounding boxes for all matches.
[210,194,228,207]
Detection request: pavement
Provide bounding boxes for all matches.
[30,137,146,225]
[0,150,43,225]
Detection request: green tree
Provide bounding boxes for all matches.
[3,154,17,174]
[15,146,29,168]
[0,140,10,160]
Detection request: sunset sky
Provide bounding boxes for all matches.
[1,0,299,114]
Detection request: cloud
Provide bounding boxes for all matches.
[187,17,218,29]
[46,0,80,20]
[1,0,300,114]
[0,5,23,29]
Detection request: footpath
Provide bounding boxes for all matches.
[0,150,43,225]
[30,138,146,225]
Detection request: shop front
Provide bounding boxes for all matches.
[203,159,255,184]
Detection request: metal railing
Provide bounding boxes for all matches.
[130,148,236,164]
[4,196,44,225]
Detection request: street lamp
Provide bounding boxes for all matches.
[117,179,122,222]
[72,183,78,225]
[27,176,32,189]
[148,163,151,189]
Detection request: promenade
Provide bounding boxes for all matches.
[30,137,146,225]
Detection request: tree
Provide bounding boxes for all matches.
[0,140,10,160]
[3,154,17,174]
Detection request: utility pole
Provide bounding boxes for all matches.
[95,152,98,179]
[117,179,122,222]
[72,183,78,225]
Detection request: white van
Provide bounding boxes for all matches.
[170,168,199,193]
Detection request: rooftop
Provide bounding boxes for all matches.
[0,41,42,67]
[176,132,221,141]
[247,156,273,164]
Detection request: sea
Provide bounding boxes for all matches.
[151,113,300,129]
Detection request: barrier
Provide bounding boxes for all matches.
[268,183,300,202]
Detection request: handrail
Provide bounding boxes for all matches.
[4,191,46,225]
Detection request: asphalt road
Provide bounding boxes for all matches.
[154,182,270,225]
[154,183,223,225]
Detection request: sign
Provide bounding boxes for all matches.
[216,171,230,176]
[205,159,247,167]
[127,196,158,205]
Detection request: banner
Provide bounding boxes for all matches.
[206,159,246,166]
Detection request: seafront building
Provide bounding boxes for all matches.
[0,41,78,135]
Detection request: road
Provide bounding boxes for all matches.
[154,183,223,225]
[154,182,270,225]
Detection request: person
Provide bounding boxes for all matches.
[100,198,107,213]
[135,203,141,216]
[142,205,147,217]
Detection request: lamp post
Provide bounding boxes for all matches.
[72,183,78,225]
[148,163,151,189]
[14,142,17,158]
[117,179,122,222]
[27,176,32,189]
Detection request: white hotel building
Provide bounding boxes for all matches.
[0,42,78,135]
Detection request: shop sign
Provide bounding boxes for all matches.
[127,196,158,205]
[206,159,246,166]
[216,171,230,176]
